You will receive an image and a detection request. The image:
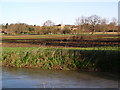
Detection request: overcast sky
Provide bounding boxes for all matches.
[0,1,118,25]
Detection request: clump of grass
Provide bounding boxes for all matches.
[2,47,120,72]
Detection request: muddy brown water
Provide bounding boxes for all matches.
[2,67,119,88]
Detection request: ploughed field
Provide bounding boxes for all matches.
[2,34,120,72]
[2,34,120,48]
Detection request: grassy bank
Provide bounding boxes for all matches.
[2,33,119,39]
[2,47,120,72]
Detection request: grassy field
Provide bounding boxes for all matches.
[1,34,120,72]
[2,33,119,39]
[2,46,120,52]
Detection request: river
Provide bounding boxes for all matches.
[2,67,119,88]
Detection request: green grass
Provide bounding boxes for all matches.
[2,34,119,39]
[2,46,119,52]
[2,46,120,72]
[2,33,119,72]
[2,34,71,39]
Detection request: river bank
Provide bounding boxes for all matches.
[2,47,120,72]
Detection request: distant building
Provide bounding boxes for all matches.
[70,25,78,30]
[0,30,7,34]
[0,28,8,34]
[56,24,65,30]
[55,24,78,30]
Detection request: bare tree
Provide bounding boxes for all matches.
[109,17,118,32]
[43,20,55,26]
[88,15,101,34]
[101,18,108,25]
[75,16,87,32]
[75,16,86,25]
[110,17,118,26]
[100,18,109,33]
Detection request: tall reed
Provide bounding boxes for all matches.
[2,48,119,72]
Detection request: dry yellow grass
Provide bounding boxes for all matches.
[91,32,119,34]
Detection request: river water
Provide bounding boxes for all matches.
[2,67,119,88]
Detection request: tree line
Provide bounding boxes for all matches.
[1,15,118,35]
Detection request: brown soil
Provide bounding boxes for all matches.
[2,35,120,48]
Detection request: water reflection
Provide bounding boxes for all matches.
[2,67,119,88]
